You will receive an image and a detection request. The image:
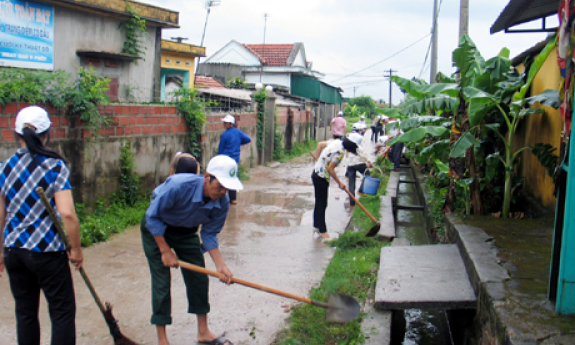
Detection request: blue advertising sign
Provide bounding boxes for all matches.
[0,0,54,70]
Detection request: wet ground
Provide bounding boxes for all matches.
[0,155,355,345]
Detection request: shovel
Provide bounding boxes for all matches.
[36,187,139,345]
[342,186,381,237]
[178,261,361,323]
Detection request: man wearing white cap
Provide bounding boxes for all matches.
[141,155,242,345]
[218,114,251,204]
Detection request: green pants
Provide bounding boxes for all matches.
[140,217,210,325]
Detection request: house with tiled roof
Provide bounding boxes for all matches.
[199,40,322,92]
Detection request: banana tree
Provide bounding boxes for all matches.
[387,35,555,218]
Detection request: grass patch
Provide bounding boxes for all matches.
[273,230,385,345]
[76,197,150,247]
[273,157,390,345]
[276,140,318,163]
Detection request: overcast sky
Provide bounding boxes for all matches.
[145,0,554,104]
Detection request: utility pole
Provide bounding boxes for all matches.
[260,13,269,83]
[430,0,439,83]
[384,69,397,108]
[196,0,221,74]
[459,0,469,38]
[353,86,356,98]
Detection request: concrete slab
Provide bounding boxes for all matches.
[375,244,476,310]
[361,303,391,345]
[378,196,395,239]
[386,171,399,199]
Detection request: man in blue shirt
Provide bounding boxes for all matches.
[218,114,251,204]
[141,155,242,345]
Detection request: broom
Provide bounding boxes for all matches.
[36,187,139,345]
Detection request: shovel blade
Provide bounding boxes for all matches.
[325,293,361,323]
[365,223,381,237]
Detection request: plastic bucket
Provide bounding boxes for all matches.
[363,176,381,195]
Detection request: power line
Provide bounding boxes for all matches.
[328,33,431,84]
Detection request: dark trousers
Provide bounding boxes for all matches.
[312,171,329,233]
[333,134,343,140]
[370,126,377,141]
[391,142,405,170]
[141,219,209,325]
[347,163,368,206]
[374,126,382,142]
[229,190,237,202]
[4,247,76,345]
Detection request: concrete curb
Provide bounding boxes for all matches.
[445,214,518,345]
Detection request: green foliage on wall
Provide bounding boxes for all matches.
[0,66,111,139]
[67,66,111,139]
[173,88,208,158]
[255,90,267,151]
[118,141,141,206]
[119,4,147,64]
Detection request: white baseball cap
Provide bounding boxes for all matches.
[360,115,365,119]
[15,106,51,135]
[338,111,344,116]
[347,132,363,147]
[222,114,235,124]
[207,155,244,191]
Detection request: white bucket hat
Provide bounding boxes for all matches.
[222,114,235,124]
[15,106,51,135]
[347,132,363,147]
[207,155,244,191]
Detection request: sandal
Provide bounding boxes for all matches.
[198,337,234,345]
[230,200,237,205]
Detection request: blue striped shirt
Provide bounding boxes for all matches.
[1,148,71,252]
[144,173,229,253]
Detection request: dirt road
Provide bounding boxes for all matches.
[0,154,353,345]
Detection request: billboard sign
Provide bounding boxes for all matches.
[0,0,54,70]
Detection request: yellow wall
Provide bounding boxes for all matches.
[161,41,206,88]
[161,52,197,87]
[513,48,563,211]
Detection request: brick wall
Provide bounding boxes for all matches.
[0,103,311,205]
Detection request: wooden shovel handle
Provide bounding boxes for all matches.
[342,186,379,224]
[35,187,108,315]
[178,261,319,306]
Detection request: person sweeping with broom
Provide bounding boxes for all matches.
[0,106,83,345]
[141,154,242,345]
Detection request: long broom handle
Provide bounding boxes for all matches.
[341,186,379,224]
[178,261,329,308]
[309,151,379,224]
[36,187,107,315]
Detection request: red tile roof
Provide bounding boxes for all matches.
[194,76,225,89]
[243,44,294,66]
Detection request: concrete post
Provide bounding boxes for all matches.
[264,91,276,163]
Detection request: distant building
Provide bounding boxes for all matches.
[160,40,206,101]
[199,40,321,91]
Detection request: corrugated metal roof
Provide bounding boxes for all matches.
[491,0,559,34]
[243,44,294,66]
